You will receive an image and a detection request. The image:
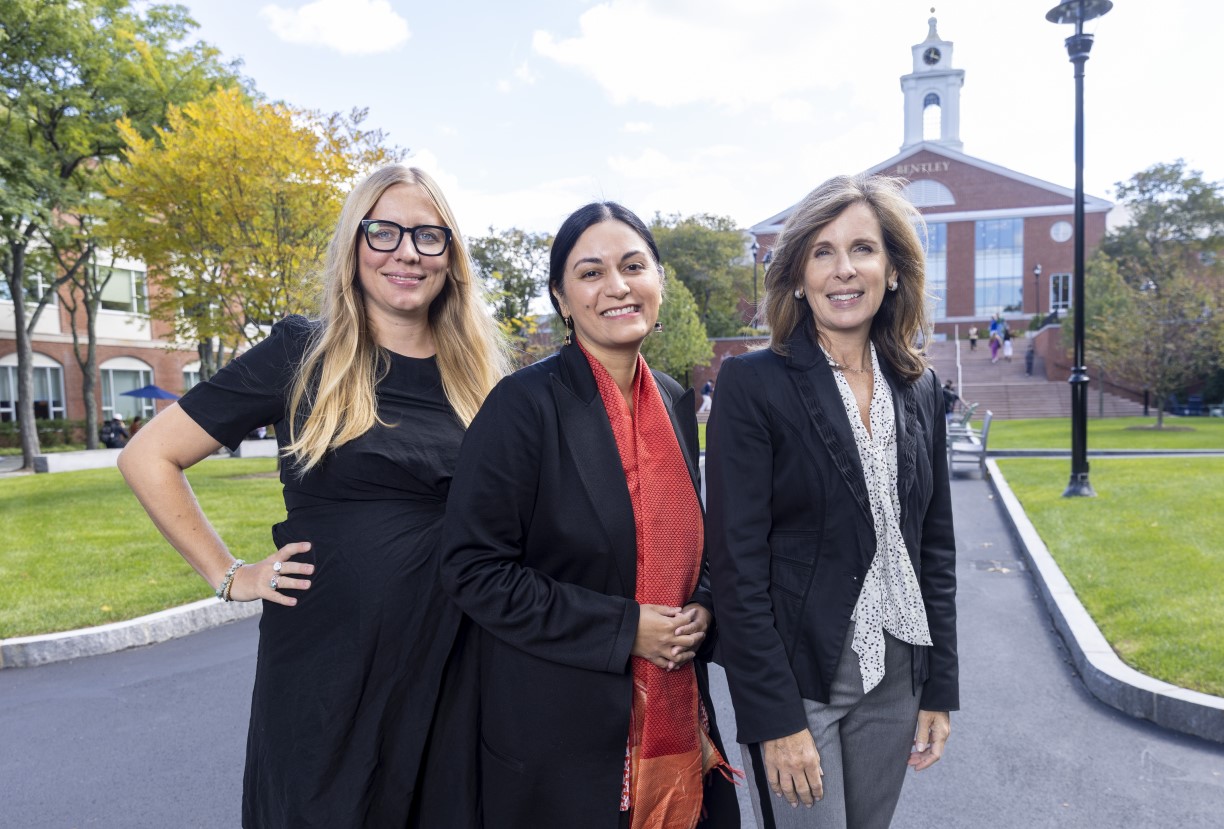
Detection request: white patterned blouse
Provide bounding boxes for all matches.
[825,342,933,693]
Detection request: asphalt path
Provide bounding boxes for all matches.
[3,474,1223,828]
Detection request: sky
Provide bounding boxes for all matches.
[176,0,1224,237]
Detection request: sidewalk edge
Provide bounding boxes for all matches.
[987,458,1224,745]
[0,598,262,669]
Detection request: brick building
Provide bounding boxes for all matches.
[1,253,199,426]
[748,14,1111,340]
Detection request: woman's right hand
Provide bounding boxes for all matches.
[762,728,823,807]
[227,542,314,606]
[632,604,701,670]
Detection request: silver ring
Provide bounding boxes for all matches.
[269,577,279,590]
[272,561,283,573]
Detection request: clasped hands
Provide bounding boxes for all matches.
[631,603,710,671]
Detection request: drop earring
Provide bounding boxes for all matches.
[653,321,664,333]
[563,315,573,346]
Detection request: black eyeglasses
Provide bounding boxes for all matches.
[359,220,453,256]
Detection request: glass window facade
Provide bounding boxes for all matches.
[974,218,1024,315]
[0,273,57,304]
[924,222,948,320]
[97,266,148,314]
[0,362,66,421]
[102,367,154,420]
[1050,272,1072,313]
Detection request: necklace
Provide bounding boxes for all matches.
[826,359,871,375]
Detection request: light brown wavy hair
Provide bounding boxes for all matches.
[284,165,510,472]
[759,173,931,383]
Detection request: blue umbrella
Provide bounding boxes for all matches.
[120,384,181,401]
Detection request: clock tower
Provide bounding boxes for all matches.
[900,11,964,151]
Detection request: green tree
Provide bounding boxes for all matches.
[1086,262,1218,428]
[1101,160,1224,287]
[1083,161,1224,423]
[640,269,712,386]
[104,87,400,378]
[651,213,753,337]
[0,0,240,468]
[469,227,551,355]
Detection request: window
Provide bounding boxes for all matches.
[974,218,1024,316]
[1050,272,1072,313]
[904,180,955,208]
[924,223,948,320]
[182,361,201,393]
[97,266,148,314]
[100,357,154,420]
[0,272,57,305]
[923,93,941,141]
[0,354,66,422]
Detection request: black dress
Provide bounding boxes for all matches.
[179,316,472,828]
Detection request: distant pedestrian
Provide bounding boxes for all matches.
[942,379,960,423]
[967,325,978,351]
[100,415,130,449]
[699,379,714,414]
[129,416,143,436]
[1025,343,1035,376]
[1002,326,1014,362]
[989,332,1001,363]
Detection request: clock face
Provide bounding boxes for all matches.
[923,46,941,65]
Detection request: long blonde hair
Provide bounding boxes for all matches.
[760,173,930,383]
[285,165,510,472]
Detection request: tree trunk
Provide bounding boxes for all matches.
[7,241,43,469]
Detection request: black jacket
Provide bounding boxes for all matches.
[440,343,738,828]
[705,323,959,746]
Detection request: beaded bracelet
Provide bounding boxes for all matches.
[216,559,246,602]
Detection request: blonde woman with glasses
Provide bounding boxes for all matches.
[121,165,508,828]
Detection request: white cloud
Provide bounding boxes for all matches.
[514,61,537,85]
[531,0,903,111]
[260,0,409,55]
[403,148,607,236]
[622,121,654,134]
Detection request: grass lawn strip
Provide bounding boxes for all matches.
[0,458,283,639]
[997,456,1224,697]
[990,416,1224,451]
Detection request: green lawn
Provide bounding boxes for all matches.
[990,416,1224,451]
[997,456,1224,697]
[0,458,284,638]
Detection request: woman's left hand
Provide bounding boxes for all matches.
[669,603,711,665]
[907,710,950,771]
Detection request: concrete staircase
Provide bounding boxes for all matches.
[926,338,1144,420]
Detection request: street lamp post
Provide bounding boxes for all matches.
[751,240,760,313]
[1047,0,1110,498]
[1033,263,1043,319]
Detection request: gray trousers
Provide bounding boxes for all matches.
[741,627,922,829]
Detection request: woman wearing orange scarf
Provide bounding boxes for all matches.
[440,202,738,828]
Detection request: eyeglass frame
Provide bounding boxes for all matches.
[359,219,453,257]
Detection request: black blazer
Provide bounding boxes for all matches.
[705,322,959,746]
[439,343,738,829]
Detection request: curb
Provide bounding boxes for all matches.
[987,458,1224,745]
[0,597,262,670]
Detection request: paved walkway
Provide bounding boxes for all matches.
[2,465,1222,826]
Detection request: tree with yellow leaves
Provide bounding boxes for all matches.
[105,87,401,378]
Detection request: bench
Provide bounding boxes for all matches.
[946,401,979,441]
[948,410,993,478]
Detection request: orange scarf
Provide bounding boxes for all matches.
[582,347,728,829]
